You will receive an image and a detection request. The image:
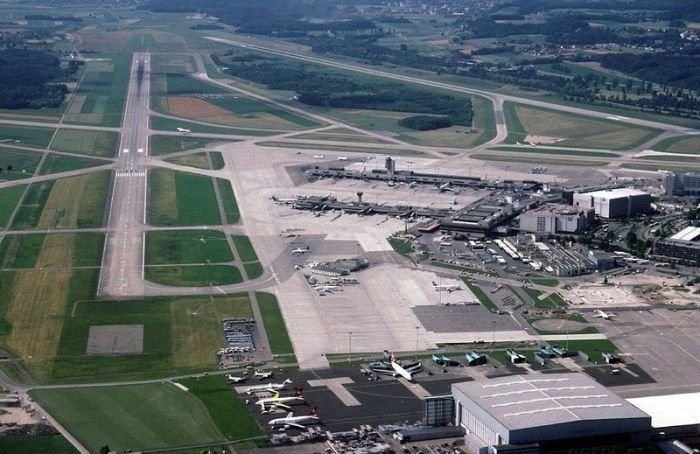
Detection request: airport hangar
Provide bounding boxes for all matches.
[451,373,652,453]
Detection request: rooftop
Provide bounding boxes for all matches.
[669,226,700,242]
[580,188,648,199]
[628,392,700,428]
[452,373,650,431]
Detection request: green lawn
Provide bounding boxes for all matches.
[164,73,226,95]
[145,230,233,265]
[0,185,26,227]
[524,288,567,309]
[0,434,76,453]
[463,279,499,312]
[209,151,225,170]
[217,178,240,224]
[39,155,105,175]
[0,148,43,179]
[0,234,45,268]
[0,125,55,148]
[433,261,498,277]
[388,237,413,256]
[150,135,219,156]
[51,130,118,157]
[150,116,274,136]
[145,265,242,286]
[149,169,221,226]
[244,262,264,279]
[256,292,294,355]
[10,180,54,229]
[529,277,559,287]
[177,376,265,441]
[491,146,620,159]
[207,95,319,128]
[30,384,226,452]
[231,235,258,262]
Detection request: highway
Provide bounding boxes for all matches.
[97,52,150,298]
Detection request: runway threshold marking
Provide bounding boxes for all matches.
[307,377,361,406]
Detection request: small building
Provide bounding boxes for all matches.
[452,373,652,452]
[506,349,527,364]
[588,249,617,270]
[465,351,487,366]
[518,204,594,235]
[573,188,651,219]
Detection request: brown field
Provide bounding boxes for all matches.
[165,153,210,170]
[6,234,74,376]
[37,172,107,229]
[67,95,86,115]
[168,97,229,118]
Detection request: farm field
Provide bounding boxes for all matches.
[38,155,106,175]
[0,125,55,148]
[11,171,110,230]
[52,294,252,381]
[505,102,660,150]
[30,384,226,452]
[51,130,119,157]
[149,169,221,226]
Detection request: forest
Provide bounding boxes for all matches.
[0,49,74,109]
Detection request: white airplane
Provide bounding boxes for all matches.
[313,154,325,159]
[593,309,617,320]
[408,182,417,188]
[314,284,341,293]
[226,374,247,384]
[268,408,320,430]
[245,379,293,395]
[271,195,297,204]
[257,389,305,412]
[389,354,415,382]
[437,182,453,192]
[338,156,348,161]
[432,281,461,293]
[254,370,274,379]
[176,127,191,134]
[291,247,310,255]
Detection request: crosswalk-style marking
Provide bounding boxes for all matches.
[116,170,146,177]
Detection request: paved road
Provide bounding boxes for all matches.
[97,53,150,298]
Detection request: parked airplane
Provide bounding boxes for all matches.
[432,281,461,293]
[338,156,348,161]
[313,154,325,159]
[245,379,293,395]
[271,195,298,205]
[176,127,191,134]
[593,309,617,320]
[437,182,453,192]
[291,246,310,255]
[408,182,417,189]
[226,374,247,384]
[257,389,305,412]
[314,284,342,293]
[254,370,274,379]
[388,354,420,382]
[268,408,320,430]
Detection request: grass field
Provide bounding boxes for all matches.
[145,264,242,287]
[524,288,567,309]
[51,130,118,157]
[39,171,110,229]
[53,294,252,381]
[145,230,233,265]
[388,237,413,256]
[210,151,225,170]
[0,434,76,453]
[150,116,276,136]
[163,73,225,95]
[506,102,660,150]
[470,95,497,146]
[652,135,700,154]
[259,141,422,156]
[529,277,559,287]
[0,234,45,268]
[164,152,211,169]
[231,235,258,262]
[217,178,240,224]
[471,153,607,167]
[39,154,105,175]
[30,384,226,452]
[0,148,43,179]
[256,292,294,355]
[177,376,265,441]
[0,125,55,148]
[0,185,26,227]
[206,95,319,129]
[149,169,221,226]
[10,180,54,229]
[150,134,220,156]
[491,146,620,158]
[244,262,264,279]
[463,279,499,312]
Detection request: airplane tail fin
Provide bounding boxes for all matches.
[308,406,318,416]
[294,387,303,397]
[286,411,294,419]
[284,378,293,384]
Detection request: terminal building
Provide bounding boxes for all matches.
[662,171,700,196]
[654,226,700,265]
[518,204,594,235]
[452,373,652,453]
[572,188,651,219]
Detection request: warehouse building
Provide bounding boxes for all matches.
[654,226,700,265]
[573,188,650,219]
[452,373,652,452]
[662,171,700,196]
[518,204,594,235]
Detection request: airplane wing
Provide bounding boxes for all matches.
[285,422,307,430]
[273,402,291,410]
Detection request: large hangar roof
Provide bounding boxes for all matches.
[452,373,650,431]
[669,226,700,242]
[582,188,648,200]
[628,392,700,428]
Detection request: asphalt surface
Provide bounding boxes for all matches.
[97,52,150,298]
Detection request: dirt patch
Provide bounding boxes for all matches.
[38,175,89,229]
[168,96,230,118]
[87,325,144,355]
[67,95,85,115]
[525,135,563,145]
[531,318,588,332]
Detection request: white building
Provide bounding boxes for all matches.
[573,188,651,218]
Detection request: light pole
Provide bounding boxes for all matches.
[415,326,420,361]
[348,331,352,366]
[492,320,496,344]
